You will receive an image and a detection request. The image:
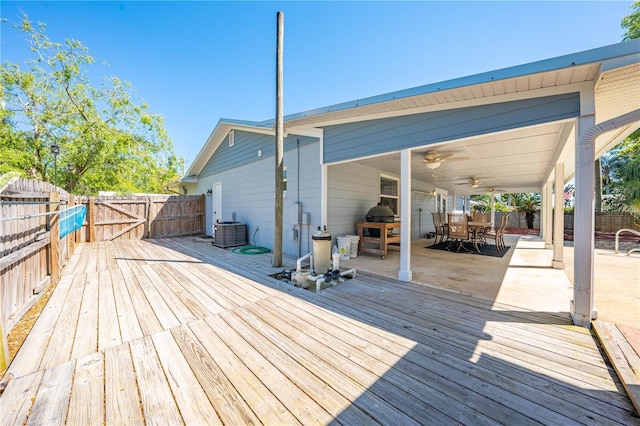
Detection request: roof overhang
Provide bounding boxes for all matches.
[186,41,639,194]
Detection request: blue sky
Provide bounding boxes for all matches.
[1,1,634,168]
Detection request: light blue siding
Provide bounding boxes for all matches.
[322,93,580,163]
[327,163,439,242]
[200,131,317,177]
[199,139,321,257]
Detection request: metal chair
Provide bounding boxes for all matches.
[446,212,472,252]
[483,213,510,251]
[432,212,447,244]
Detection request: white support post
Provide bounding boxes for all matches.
[398,149,412,282]
[572,114,596,327]
[553,163,565,269]
[543,182,553,249]
[319,131,327,228]
[320,163,328,228]
[490,194,496,232]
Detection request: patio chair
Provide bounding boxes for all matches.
[432,212,447,244]
[440,212,449,242]
[472,212,489,222]
[483,213,510,251]
[446,212,472,252]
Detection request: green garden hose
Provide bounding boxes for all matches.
[232,245,271,255]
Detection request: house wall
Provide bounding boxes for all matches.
[326,162,440,242]
[195,132,321,256]
[322,93,580,163]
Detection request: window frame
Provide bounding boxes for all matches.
[379,174,399,217]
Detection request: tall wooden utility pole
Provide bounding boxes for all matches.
[273,11,284,267]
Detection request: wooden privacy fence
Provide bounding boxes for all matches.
[0,178,204,369]
[563,213,639,232]
[77,195,204,242]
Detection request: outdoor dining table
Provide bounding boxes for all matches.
[467,221,491,252]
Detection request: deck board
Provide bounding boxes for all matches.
[1,237,638,425]
[67,352,104,426]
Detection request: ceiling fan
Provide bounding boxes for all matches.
[455,178,481,188]
[487,187,507,193]
[422,150,470,169]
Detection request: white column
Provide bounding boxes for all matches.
[543,182,553,249]
[490,194,496,232]
[319,131,328,227]
[572,113,596,327]
[552,163,565,269]
[320,164,328,227]
[398,149,412,282]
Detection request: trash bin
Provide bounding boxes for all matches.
[345,235,360,258]
[337,236,351,260]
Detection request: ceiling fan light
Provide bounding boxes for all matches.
[425,161,441,169]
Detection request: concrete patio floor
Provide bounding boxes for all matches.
[339,234,639,330]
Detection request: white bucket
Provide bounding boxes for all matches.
[345,235,360,258]
[337,236,351,260]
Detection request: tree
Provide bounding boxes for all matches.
[0,15,182,194]
[612,136,640,209]
[622,0,640,40]
[511,193,540,229]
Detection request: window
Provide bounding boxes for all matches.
[380,175,399,215]
[228,131,234,147]
[282,166,287,196]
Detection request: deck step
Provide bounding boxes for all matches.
[593,320,640,415]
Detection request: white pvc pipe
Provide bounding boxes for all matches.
[296,252,312,272]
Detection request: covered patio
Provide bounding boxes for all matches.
[1,237,638,424]
[280,40,640,327]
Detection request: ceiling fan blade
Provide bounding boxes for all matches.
[437,153,455,160]
[442,156,471,162]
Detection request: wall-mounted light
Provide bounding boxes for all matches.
[50,143,60,187]
[206,189,213,196]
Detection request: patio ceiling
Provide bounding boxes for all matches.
[348,120,575,195]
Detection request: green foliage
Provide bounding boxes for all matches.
[470,194,511,213]
[510,193,541,229]
[611,133,640,209]
[622,0,640,40]
[1,15,182,194]
[563,206,574,215]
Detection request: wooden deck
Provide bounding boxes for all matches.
[1,237,638,425]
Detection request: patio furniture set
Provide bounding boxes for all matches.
[432,212,510,253]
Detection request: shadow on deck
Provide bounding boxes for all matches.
[1,236,638,424]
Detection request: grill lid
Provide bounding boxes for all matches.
[365,204,395,222]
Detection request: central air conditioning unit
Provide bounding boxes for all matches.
[213,222,247,248]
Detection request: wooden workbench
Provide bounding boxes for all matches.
[357,221,401,259]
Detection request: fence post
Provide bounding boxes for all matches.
[0,304,7,370]
[48,191,60,284]
[146,197,151,238]
[88,196,95,242]
[68,195,75,256]
[201,195,206,235]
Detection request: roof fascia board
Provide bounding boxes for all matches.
[281,41,639,124]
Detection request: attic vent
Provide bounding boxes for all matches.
[228,131,235,147]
